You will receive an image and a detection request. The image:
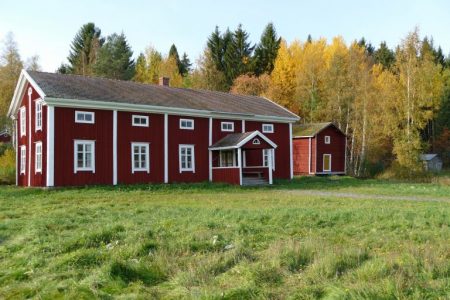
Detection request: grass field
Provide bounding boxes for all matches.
[0,176,449,299]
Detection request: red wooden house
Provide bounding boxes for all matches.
[8,70,299,187]
[292,122,346,175]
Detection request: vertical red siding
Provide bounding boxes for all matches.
[54,108,113,186]
[316,127,346,173]
[117,112,164,184]
[212,119,242,143]
[212,167,240,185]
[168,115,209,183]
[245,121,290,179]
[293,138,310,175]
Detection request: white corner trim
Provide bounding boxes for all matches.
[15,120,18,185]
[27,92,32,186]
[237,148,242,185]
[289,123,293,179]
[308,137,312,174]
[164,114,168,183]
[46,106,54,187]
[8,69,46,118]
[113,110,117,185]
[209,117,213,182]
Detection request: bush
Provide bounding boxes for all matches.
[0,148,15,184]
[378,161,432,182]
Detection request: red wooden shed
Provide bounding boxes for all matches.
[292,122,346,175]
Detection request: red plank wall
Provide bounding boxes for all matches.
[117,112,164,184]
[16,84,47,186]
[54,108,113,186]
[293,138,310,175]
[212,119,242,143]
[315,127,346,173]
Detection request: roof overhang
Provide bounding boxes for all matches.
[209,130,277,151]
[8,69,46,118]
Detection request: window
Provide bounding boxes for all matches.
[35,142,42,173]
[20,107,26,137]
[75,111,95,124]
[263,149,275,170]
[132,115,149,127]
[262,124,274,133]
[221,122,234,132]
[74,140,95,173]
[324,136,331,144]
[323,154,331,172]
[131,143,150,173]
[20,146,26,174]
[179,145,195,172]
[35,101,42,131]
[220,150,235,167]
[252,138,260,145]
[180,118,194,130]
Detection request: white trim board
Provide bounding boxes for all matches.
[209,131,277,151]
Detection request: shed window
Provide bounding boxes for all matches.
[179,145,195,172]
[35,142,42,173]
[75,111,95,124]
[131,143,150,173]
[221,122,234,132]
[20,107,26,137]
[20,146,26,174]
[74,140,95,173]
[325,136,331,144]
[262,124,274,133]
[132,115,149,127]
[180,119,194,130]
[35,101,42,131]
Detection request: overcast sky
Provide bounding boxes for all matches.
[1,0,449,72]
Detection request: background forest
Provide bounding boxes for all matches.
[0,23,449,178]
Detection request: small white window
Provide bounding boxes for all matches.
[180,118,194,130]
[74,140,95,173]
[132,115,149,127]
[75,111,95,124]
[221,122,234,132]
[252,138,261,145]
[263,149,275,170]
[20,146,26,174]
[179,144,195,172]
[325,136,331,144]
[35,100,42,131]
[35,142,42,173]
[20,107,26,137]
[131,143,150,173]
[262,124,274,133]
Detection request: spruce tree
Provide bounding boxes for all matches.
[67,23,104,75]
[207,26,225,72]
[254,23,281,75]
[93,33,135,80]
[169,44,183,75]
[374,41,395,69]
[357,37,375,56]
[180,53,192,76]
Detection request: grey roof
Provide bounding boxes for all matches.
[420,154,439,161]
[210,131,257,149]
[28,71,298,119]
[292,122,338,137]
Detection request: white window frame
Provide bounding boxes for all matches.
[132,115,149,127]
[325,135,331,144]
[75,111,95,124]
[74,140,95,173]
[179,118,194,130]
[221,122,234,132]
[262,123,274,133]
[219,150,236,167]
[20,146,26,174]
[179,144,195,173]
[131,142,150,173]
[20,106,26,137]
[35,142,42,173]
[252,138,261,145]
[323,154,332,172]
[35,100,43,131]
[263,149,275,170]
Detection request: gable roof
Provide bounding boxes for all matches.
[209,131,277,150]
[420,154,439,161]
[8,70,298,122]
[292,122,344,137]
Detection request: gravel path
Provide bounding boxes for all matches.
[286,189,450,203]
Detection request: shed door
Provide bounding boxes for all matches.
[323,154,331,172]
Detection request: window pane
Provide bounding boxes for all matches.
[85,144,91,152]
[85,114,92,121]
[85,153,92,167]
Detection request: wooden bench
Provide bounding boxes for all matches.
[242,171,264,178]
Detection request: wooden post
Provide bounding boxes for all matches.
[268,149,273,185]
[237,148,242,185]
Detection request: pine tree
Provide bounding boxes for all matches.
[93,33,134,80]
[374,42,395,69]
[67,23,104,75]
[254,23,281,75]
[169,44,183,75]
[357,37,375,56]
[180,52,192,76]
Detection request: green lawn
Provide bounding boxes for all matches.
[0,177,449,299]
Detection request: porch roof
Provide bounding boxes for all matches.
[209,130,277,150]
